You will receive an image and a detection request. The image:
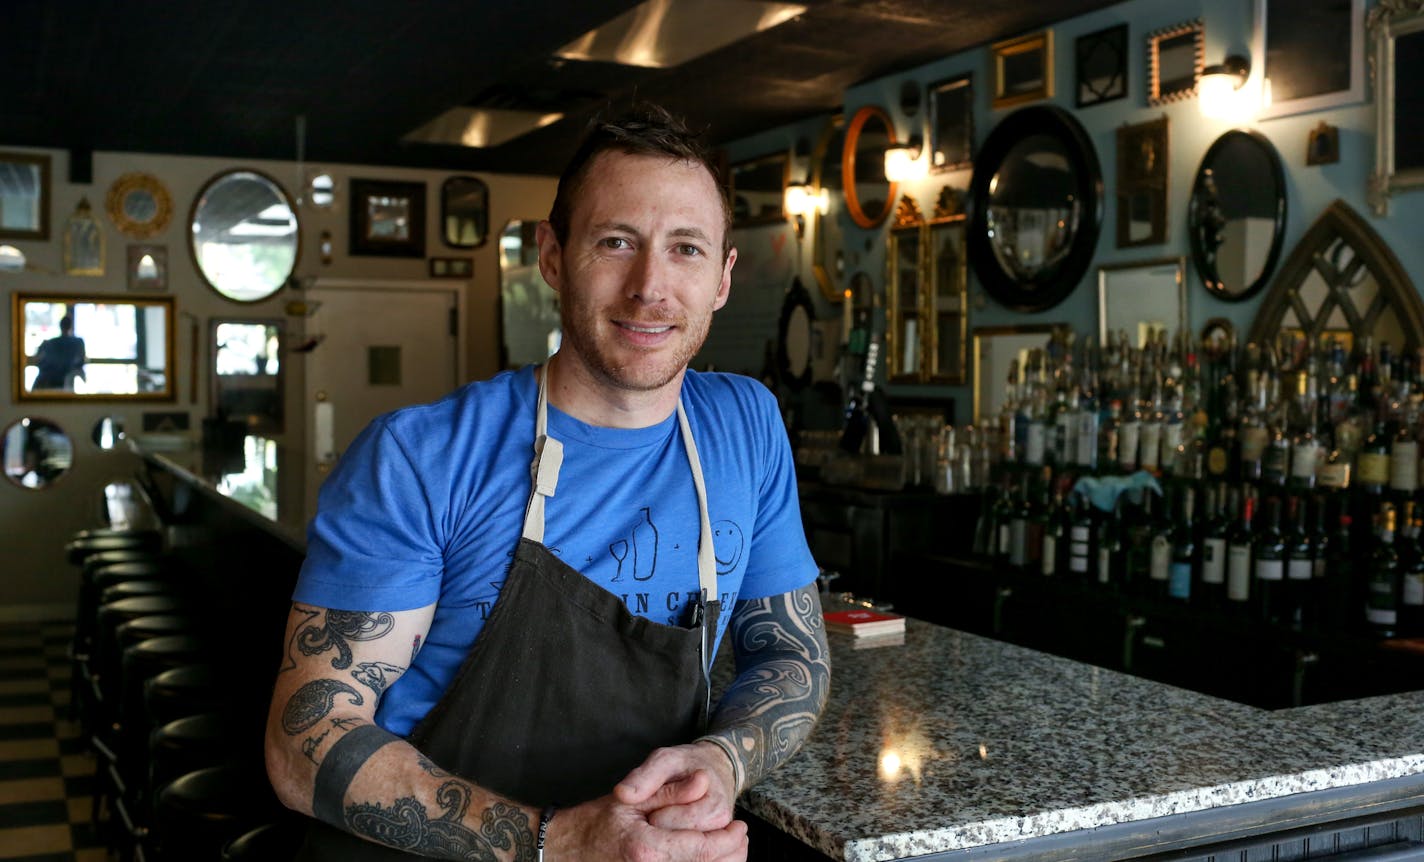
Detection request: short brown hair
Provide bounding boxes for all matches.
[547,103,732,260]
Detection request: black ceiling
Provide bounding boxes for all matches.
[5,0,1122,176]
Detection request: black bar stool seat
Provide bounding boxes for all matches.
[67,531,162,565]
[222,817,306,862]
[154,765,283,861]
[145,665,224,728]
[82,549,163,580]
[99,580,175,606]
[149,713,244,798]
[101,615,198,712]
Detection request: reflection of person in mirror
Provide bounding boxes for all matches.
[32,316,86,390]
[265,104,829,862]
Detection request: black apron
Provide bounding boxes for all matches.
[297,367,722,860]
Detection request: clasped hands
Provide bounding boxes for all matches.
[545,740,746,862]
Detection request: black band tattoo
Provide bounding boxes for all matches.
[297,610,396,670]
[704,584,830,794]
[313,722,402,827]
[351,661,405,699]
[345,783,534,862]
[282,679,364,735]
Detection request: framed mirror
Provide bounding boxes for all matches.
[1201,317,1237,356]
[441,176,489,248]
[967,105,1104,313]
[928,203,968,384]
[776,278,815,390]
[3,417,74,490]
[1247,199,1424,353]
[992,31,1054,109]
[1188,129,1287,302]
[351,179,425,257]
[842,106,898,230]
[972,325,1059,424]
[1077,23,1128,108]
[0,151,51,241]
[499,219,559,369]
[190,170,300,303]
[1117,115,1169,248]
[92,415,126,449]
[811,115,847,304]
[63,199,104,276]
[1098,257,1185,347]
[929,74,974,173]
[1259,0,1365,119]
[1147,19,1203,106]
[212,319,284,433]
[888,198,926,383]
[106,173,173,239]
[1367,0,1424,215]
[729,152,789,227]
[13,293,175,401]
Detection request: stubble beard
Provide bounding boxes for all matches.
[559,295,713,392]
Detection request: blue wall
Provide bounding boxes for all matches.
[701,0,1423,424]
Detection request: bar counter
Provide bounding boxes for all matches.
[134,444,1424,860]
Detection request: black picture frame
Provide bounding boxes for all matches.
[350,179,426,257]
[1076,24,1128,107]
[929,74,974,173]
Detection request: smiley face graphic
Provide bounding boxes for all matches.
[712,520,745,575]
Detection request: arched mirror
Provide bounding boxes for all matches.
[1247,199,1424,352]
[3,417,73,490]
[842,106,898,230]
[811,115,847,303]
[92,415,125,449]
[499,220,560,369]
[441,176,489,248]
[968,105,1103,312]
[1188,129,1287,302]
[190,170,300,303]
[776,278,815,390]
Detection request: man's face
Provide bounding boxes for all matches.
[537,150,735,393]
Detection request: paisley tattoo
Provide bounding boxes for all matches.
[351,661,405,698]
[344,781,534,861]
[704,584,830,794]
[302,727,331,764]
[279,605,321,673]
[282,679,364,735]
[297,610,396,670]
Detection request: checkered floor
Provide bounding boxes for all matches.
[0,620,107,862]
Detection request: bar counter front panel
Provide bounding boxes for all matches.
[137,441,1424,861]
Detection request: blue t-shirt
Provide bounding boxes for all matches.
[293,366,819,735]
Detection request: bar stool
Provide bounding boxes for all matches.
[66,530,163,565]
[99,580,174,606]
[100,616,196,718]
[148,713,243,808]
[222,817,306,862]
[151,764,283,862]
[145,665,225,728]
[84,596,191,740]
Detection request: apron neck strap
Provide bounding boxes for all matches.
[522,365,717,601]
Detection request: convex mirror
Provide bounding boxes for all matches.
[1188,129,1287,302]
[190,170,300,302]
[3,417,73,490]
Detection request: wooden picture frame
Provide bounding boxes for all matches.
[0,151,51,241]
[350,179,426,257]
[13,292,176,402]
[728,152,789,227]
[1306,122,1341,166]
[929,74,974,172]
[1147,19,1203,106]
[1116,115,1169,248]
[1076,23,1128,108]
[1257,0,1365,119]
[991,31,1054,109]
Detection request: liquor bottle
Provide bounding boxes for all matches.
[1227,492,1255,613]
[1096,495,1124,589]
[1389,398,1419,501]
[1119,386,1142,473]
[973,484,999,556]
[1125,491,1155,594]
[1402,511,1424,635]
[1324,511,1353,634]
[1238,367,1268,483]
[1025,467,1049,573]
[1168,486,1196,602]
[1367,504,1401,637]
[1076,359,1100,473]
[1254,496,1287,625]
[1148,490,1173,597]
[1140,375,1164,474]
[1284,496,1312,630]
[1039,475,1064,577]
[1308,494,1330,629]
[1357,411,1391,498]
[1098,400,1122,475]
[1009,474,1032,570]
[1069,496,1093,579]
[1200,484,1230,608]
[993,476,1015,566]
[1288,370,1320,492]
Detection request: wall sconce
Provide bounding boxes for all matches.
[884,138,928,183]
[784,181,828,238]
[1198,55,1253,120]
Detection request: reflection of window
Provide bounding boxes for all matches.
[22,301,165,394]
[216,323,279,375]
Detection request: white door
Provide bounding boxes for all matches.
[303,280,462,520]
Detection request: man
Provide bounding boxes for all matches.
[32,315,86,390]
[265,105,831,862]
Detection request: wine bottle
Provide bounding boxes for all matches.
[1148,490,1173,598]
[1254,496,1287,625]
[1284,495,1312,630]
[1200,484,1230,608]
[1227,491,1255,613]
[1367,504,1401,638]
[1097,495,1123,589]
[1402,510,1424,636]
[1069,496,1093,579]
[1168,486,1196,602]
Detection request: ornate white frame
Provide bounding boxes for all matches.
[1368,0,1424,215]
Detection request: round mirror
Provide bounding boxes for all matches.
[1188,129,1286,302]
[968,106,1103,313]
[92,416,126,449]
[842,106,898,230]
[106,173,173,239]
[3,417,74,489]
[777,278,815,390]
[190,170,300,303]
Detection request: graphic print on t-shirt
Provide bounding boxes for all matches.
[608,507,659,581]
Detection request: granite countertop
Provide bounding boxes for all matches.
[728,619,1424,861]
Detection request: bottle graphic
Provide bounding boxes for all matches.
[632,507,659,581]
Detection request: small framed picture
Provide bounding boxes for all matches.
[127,244,167,291]
[991,31,1053,109]
[1306,122,1340,166]
[1076,24,1128,108]
[63,199,105,276]
[428,256,473,278]
[350,179,426,257]
[1147,19,1203,106]
[928,74,973,172]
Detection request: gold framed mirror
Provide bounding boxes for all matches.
[887,190,969,385]
[1147,19,1203,106]
[0,151,51,241]
[106,173,173,239]
[887,196,926,383]
[972,324,1061,424]
[842,106,898,230]
[13,292,176,402]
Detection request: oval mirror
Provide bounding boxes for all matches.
[1188,129,1286,302]
[92,415,125,449]
[3,417,74,489]
[441,176,489,248]
[777,278,815,390]
[968,106,1103,312]
[190,170,300,303]
[842,106,898,230]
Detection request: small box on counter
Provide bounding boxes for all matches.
[823,608,905,637]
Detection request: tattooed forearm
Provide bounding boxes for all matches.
[302,728,331,764]
[352,661,405,698]
[297,610,396,670]
[283,679,364,735]
[345,780,535,862]
[279,605,321,673]
[703,584,831,794]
